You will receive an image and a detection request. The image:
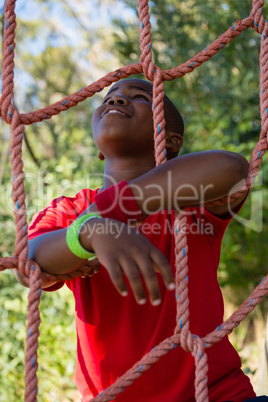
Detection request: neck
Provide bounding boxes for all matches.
[101,156,156,189]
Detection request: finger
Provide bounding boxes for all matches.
[120,256,147,304]
[150,250,175,291]
[105,260,129,297]
[135,256,162,305]
[93,266,100,274]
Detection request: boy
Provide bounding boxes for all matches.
[15,78,258,401]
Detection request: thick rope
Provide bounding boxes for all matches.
[0,16,258,124]
[0,0,268,401]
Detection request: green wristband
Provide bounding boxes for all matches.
[66,213,101,260]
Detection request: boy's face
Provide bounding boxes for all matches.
[92,79,155,158]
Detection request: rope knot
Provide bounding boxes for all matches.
[142,60,155,82]
[180,326,194,353]
[1,93,15,124]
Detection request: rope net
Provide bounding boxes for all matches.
[0,0,268,401]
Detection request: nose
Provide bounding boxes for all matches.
[107,95,129,106]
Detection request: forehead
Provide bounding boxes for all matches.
[103,78,183,134]
[106,79,153,96]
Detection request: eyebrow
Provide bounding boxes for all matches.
[105,85,153,98]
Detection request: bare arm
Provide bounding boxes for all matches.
[25,217,174,305]
[14,229,85,289]
[29,150,248,274]
[17,150,248,303]
[129,150,249,216]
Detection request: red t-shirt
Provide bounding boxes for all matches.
[28,182,255,402]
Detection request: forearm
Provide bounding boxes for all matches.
[25,150,248,277]
[28,228,82,275]
[128,150,249,214]
[28,215,103,276]
[15,216,99,285]
[14,269,30,288]
[26,181,143,277]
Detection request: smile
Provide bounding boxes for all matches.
[102,108,129,118]
[107,110,127,116]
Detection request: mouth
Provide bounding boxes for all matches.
[102,107,129,118]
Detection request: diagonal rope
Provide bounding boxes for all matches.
[0,0,268,401]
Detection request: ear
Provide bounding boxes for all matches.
[98,151,105,161]
[165,131,183,152]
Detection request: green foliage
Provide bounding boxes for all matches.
[219,185,268,303]
[0,271,77,401]
[0,273,27,401]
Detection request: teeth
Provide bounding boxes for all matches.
[108,110,125,115]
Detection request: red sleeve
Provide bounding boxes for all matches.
[94,180,142,222]
[28,189,95,292]
[28,189,95,240]
[29,181,142,240]
[190,191,249,239]
[42,282,65,292]
[27,182,142,292]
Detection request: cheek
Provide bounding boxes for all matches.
[138,105,154,133]
[92,109,103,140]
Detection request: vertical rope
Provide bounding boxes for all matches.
[247,2,268,190]
[173,212,209,401]
[152,67,167,165]
[1,0,16,125]
[2,2,42,401]
[138,0,154,81]
[25,263,42,402]
[193,337,208,402]
[174,213,189,336]
[10,109,28,274]
[138,0,167,165]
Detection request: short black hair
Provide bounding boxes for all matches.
[162,93,184,160]
[163,94,184,138]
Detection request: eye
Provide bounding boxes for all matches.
[133,94,150,101]
[102,97,110,104]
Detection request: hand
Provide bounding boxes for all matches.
[82,218,175,306]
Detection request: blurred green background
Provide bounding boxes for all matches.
[0,0,267,400]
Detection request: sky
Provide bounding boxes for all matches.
[0,0,137,108]
[1,0,135,49]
